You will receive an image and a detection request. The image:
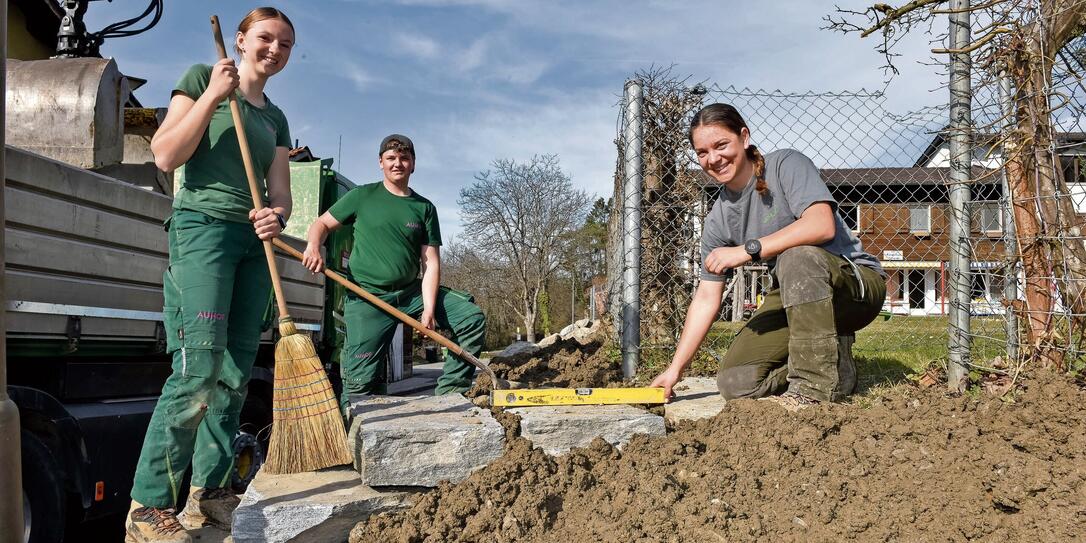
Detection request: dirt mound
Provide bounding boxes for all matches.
[468,338,626,398]
[353,372,1085,542]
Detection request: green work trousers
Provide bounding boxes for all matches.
[131,210,271,508]
[340,281,485,408]
[717,246,886,402]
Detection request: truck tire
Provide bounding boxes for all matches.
[21,431,66,543]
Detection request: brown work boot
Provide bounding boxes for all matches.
[761,390,820,412]
[125,506,192,543]
[177,487,240,530]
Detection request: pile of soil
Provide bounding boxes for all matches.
[352,372,1085,542]
[468,337,626,397]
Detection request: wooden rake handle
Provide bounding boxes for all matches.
[210,15,292,323]
[270,238,509,389]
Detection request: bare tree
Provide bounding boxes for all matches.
[441,240,521,347]
[827,0,1086,369]
[560,198,610,291]
[459,155,592,343]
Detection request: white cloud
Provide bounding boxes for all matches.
[456,37,490,73]
[491,59,548,85]
[423,88,620,197]
[342,60,378,92]
[393,32,440,60]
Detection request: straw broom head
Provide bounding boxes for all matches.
[263,317,352,474]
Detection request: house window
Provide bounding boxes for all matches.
[978,203,1002,235]
[907,269,926,309]
[970,273,987,300]
[909,205,931,234]
[1061,155,1086,184]
[839,204,859,231]
[1068,183,1086,214]
[989,270,1006,298]
[890,270,904,300]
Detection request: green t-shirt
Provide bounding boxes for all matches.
[328,182,442,293]
[172,64,291,223]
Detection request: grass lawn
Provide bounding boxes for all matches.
[629,314,1011,399]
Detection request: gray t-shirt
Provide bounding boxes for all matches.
[700,148,883,281]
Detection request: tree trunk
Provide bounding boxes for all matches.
[523,311,536,343]
[521,287,537,343]
[640,149,683,345]
[1003,30,1086,369]
[1003,122,1058,366]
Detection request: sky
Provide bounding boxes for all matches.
[85,1,948,240]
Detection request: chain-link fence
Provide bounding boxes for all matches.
[605,70,1067,384]
[608,6,1086,387]
[606,74,937,378]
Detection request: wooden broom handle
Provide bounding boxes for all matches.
[270,238,504,385]
[211,15,291,321]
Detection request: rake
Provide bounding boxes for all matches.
[271,238,510,390]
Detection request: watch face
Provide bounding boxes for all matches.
[745,239,761,255]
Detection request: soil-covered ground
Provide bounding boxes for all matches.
[354,363,1086,542]
[467,336,627,398]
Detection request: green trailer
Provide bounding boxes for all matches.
[286,157,357,367]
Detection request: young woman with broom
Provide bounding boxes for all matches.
[126,8,295,542]
[649,103,886,411]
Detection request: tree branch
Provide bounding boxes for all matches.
[931,0,1007,14]
[859,0,949,38]
[932,27,1011,54]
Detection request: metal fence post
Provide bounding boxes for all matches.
[621,80,644,379]
[571,271,576,325]
[947,0,973,391]
[998,67,1019,363]
[589,285,597,321]
[731,270,745,322]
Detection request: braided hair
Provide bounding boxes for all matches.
[688,104,767,195]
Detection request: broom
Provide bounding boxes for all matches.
[271,238,511,390]
[211,16,351,474]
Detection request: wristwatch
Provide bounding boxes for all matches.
[743,239,762,262]
[274,212,287,230]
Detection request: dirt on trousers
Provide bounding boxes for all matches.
[352,371,1086,542]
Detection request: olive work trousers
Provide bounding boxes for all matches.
[131,210,272,508]
[340,281,486,410]
[717,246,886,402]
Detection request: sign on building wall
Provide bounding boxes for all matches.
[883,250,904,261]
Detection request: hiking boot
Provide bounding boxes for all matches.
[761,390,820,412]
[177,487,240,530]
[125,507,192,543]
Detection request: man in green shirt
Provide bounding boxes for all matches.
[302,134,486,407]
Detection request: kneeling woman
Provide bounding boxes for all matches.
[650,103,886,410]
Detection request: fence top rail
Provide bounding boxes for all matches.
[713,85,887,99]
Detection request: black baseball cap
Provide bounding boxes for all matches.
[379,134,415,157]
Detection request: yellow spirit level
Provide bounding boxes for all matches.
[491,387,667,407]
